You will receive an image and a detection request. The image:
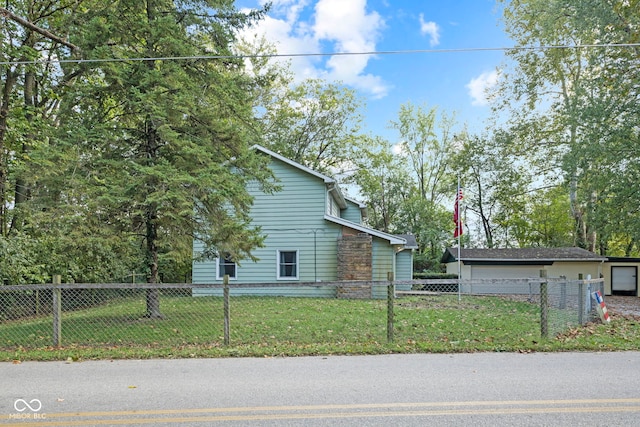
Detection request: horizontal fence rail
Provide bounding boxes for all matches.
[0,276,606,350]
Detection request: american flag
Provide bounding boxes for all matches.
[453,187,463,238]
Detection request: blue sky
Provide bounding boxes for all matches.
[237,0,512,141]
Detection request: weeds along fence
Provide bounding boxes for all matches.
[0,275,606,350]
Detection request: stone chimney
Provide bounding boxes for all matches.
[336,232,372,298]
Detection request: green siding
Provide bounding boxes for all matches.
[395,250,414,292]
[193,152,410,298]
[341,199,363,223]
[371,238,395,299]
[194,157,342,296]
[395,250,413,281]
[192,286,337,298]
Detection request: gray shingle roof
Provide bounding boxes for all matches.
[442,247,607,263]
[396,234,418,249]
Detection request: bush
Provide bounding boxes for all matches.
[413,272,458,279]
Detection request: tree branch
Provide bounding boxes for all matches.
[0,7,81,54]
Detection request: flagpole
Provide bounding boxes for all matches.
[457,176,461,302]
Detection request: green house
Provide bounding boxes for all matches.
[192,145,417,298]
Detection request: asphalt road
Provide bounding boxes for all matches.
[2,352,640,426]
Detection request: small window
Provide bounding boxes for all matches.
[277,250,298,280]
[217,254,236,279]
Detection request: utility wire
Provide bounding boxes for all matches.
[1,43,639,66]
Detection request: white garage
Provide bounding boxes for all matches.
[470,265,545,280]
[442,247,607,295]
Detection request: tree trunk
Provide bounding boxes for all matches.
[143,114,163,318]
[141,1,164,319]
[145,205,163,319]
[9,67,35,234]
[0,69,16,236]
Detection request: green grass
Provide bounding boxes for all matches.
[1,295,639,361]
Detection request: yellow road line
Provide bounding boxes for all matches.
[8,397,640,419]
[4,399,640,427]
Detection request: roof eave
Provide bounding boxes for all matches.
[252,144,335,184]
[324,215,407,245]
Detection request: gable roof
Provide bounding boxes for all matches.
[344,196,368,219]
[253,145,347,209]
[396,234,419,250]
[324,215,408,246]
[441,247,607,264]
[253,145,416,250]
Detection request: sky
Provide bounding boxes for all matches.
[235,0,513,142]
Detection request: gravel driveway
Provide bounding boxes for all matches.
[605,295,640,317]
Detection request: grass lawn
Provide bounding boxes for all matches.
[1,294,639,361]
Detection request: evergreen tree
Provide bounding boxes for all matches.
[62,0,273,316]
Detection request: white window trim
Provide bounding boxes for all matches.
[276,249,299,280]
[216,256,237,280]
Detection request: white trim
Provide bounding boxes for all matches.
[327,182,347,209]
[327,192,340,216]
[253,145,334,184]
[324,214,407,245]
[216,256,237,280]
[276,249,299,280]
[344,196,367,209]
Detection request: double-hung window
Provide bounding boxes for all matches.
[217,254,236,280]
[277,250,298,280]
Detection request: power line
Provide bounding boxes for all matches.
[1,43,639,66]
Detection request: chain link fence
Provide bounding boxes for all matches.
[403,277,606,338]
[540,278,605,337]
[0,276,607,351]
[0,282,394,350]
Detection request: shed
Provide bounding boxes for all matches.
[442,247,606,283]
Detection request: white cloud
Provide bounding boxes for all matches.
[466,70,499,106]
[238,7,322,79]
[313,0,383,51]
[238,0,391,99]
[392,142,405,155]
[419,14,440,46]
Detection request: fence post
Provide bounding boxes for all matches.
[52,275,62,347]
[578,273,584,325]
[387,272,394,343]
[540,270,548,339]
[559,276,567,309]
[223,274,230,346]
[35,289,40,316]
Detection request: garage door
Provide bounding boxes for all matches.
[611,266,637,294]
[471,265,544,279]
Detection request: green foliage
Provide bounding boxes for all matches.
[497,0,640,254]
[0,233,48,285]
[509,186,574,247]
[347,136,413,232]
[0,0,275,289]
[413,272,457,279]
[348,104,460,265]
[390,102,456,204]
[257,78,365,175]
